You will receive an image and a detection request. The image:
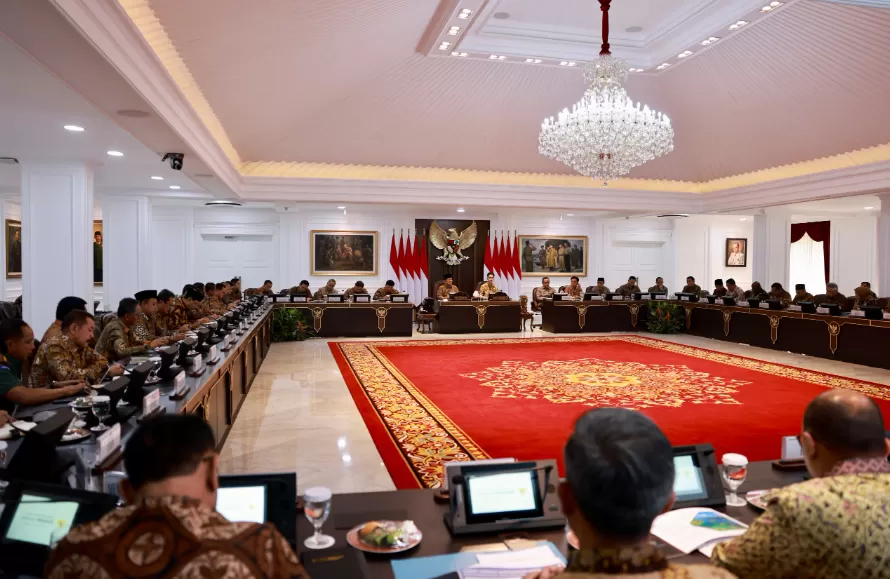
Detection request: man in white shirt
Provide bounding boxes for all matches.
[725,278,747,302]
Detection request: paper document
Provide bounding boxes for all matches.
[461,545,564,579]
[650,508,747,555]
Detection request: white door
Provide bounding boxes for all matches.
[606,242,664,289]
[198,234,276,290]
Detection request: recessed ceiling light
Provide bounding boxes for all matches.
[168,185,181,190]
[729,20,748,30]
[740,218,748,221]
[458,8,472,19]
[493,12,511,19]
[656,63,671,70]
[701,36,720,45]
[625,26,644,33]
[489,54,506,60]
[524,58,543,64]
[864,206,875,210]
[150,176,164,180]
[337,206,346,209]
[447,26,461,35]
[106,150,124,157]
[559,61,577,67]
[64,125,85,132]
[678,50,693,58]
[761,1,782,10]
[456,208,466,213]
[629,67,645,72]
[565,213,575,217]
[438,41,452,50]
[451,51,468,57]
[204,200,242,207]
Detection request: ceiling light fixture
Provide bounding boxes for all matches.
[106,150,124,157]
[451,51,469,57]
[740,218,748,221]
[458,8,472,19]
[337,206,346,209]
[525,58,543,64]
[64,125,85,132]
[448,26,461,35]
[678,50,693,58]
[539,0,673,185]
[438,41,452,50]
[489,54,506,60]
[559,61,577,67]
[168,185,181,190]
[565,213,575,216]
[456,208,466,213]
[865,206,875,210]
[701,36,720,45]
[761,1,782,11]
[656,62,671,70]
[205,200,243,207]
[728,20,748,30]
[628,67,645,72]
[150,176,164,180]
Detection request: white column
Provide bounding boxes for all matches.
[876,194,890,296]
[102,196,152,310]
[21,163,95,334]
[752,208,791,288]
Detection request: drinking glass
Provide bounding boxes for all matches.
[303,486,334,549]
[91,395,111,432]
[721,453,748,507]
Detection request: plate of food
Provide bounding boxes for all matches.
[745,490,772,510]
[346,520,422,554]
[60,427,91,444]
[70,396,94,411]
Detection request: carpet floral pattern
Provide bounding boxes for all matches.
[329,336,890,489]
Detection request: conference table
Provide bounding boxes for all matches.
[276,301,415,337]
[434,299,522,333]
[2,302,275,483]
[540,298,890,371]
[296,460,806,579]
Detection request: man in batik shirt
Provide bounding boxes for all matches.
[30,311,123,387]
[532,277,556,311]
[585,278,610,296]
[95,298,165,362]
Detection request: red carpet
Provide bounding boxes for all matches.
[329,336,890,489]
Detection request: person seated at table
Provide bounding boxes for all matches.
[564,276,583,299]
[289,280,313,297]
[31,310,124,388]
[0,318,90,413]
[712,279,727,297]
[748,281,769,300]
[613,276,638,298]
[40,296,88,345]
[374,280,400,300]
[712,389,890,578]
[681,276,702,296]
[585,277,610,296]
[46,414,308,579]
[533,277,555,311]
[156,289,193,334]
[856,281,877,301]
[204,282,227,315]
[725,278,746,302]
[822,282,848,309]
[344,281,369,300]
[479,272,500,298]
[314,278,338,300]
[852,285,877,310]
[528,408,734,579]
[181,288,214,325]
[437,274,459,300]
[768,282,792,306]
[647,277,668,294]
[245,280,274,296]
[132,290,180,344]
[792,283,814,303]
[96,298,166,362]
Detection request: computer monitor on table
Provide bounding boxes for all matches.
[217,472,298,546]
[5,409,76,484]
[671,444,724,509]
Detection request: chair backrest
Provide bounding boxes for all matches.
[0,302,16,323]
[744,290,752,298]
[520,295,529,312]
[433,280,444,298]
[845,296,857,311]
[97,313,118,336]
[812,294,827,306]
[421,297,434,312]
[878,297,889,309]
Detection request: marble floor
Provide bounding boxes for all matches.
[217,330,890,494]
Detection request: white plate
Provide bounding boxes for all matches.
[745,490,772,510]
[11,420,37,432]
[346,521,422,554]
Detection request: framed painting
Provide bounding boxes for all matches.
[517,235,588,277]
[5,220,21,279]
[725,238,747,267]
[93,221,103,285]
[310,230,378,276]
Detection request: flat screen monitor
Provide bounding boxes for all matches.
[124,360,154,406]
[6,408,76,484]
[0,481,118,575]
[461,462,544,525]
[391,294,409,303]
[671,444,724,509]
[217,472,298,546]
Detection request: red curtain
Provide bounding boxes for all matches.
[790,221,830,283]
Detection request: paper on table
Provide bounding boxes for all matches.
[650,508,747,555]
[461,546,564,579]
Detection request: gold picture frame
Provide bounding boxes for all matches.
[517,235,588,277]
[5,219,21,279]
[93,220,103,286]
[310,230,378,276]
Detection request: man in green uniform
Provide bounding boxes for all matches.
[585,277,610,296]
[615,276,639,298]
[373,280,400,301]
[96,298,166,362]
[344,281,369,300]
[681,276,703,297]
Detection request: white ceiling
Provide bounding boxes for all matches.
[0,35,204,196]
[788,194,882,216]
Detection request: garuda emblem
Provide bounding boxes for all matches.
[430,221,477,266]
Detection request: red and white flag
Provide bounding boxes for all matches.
[389,231,399,289]
[420,230,429,299]
[396,231,406,290]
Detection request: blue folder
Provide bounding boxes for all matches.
[391,541,565,579]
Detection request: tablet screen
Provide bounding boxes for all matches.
[216,485,266,523]
[673,454,708,502]
[467,470,538,516]
[5,494,79,546]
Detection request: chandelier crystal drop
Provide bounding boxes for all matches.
[539,0,674,184]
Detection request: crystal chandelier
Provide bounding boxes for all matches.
[539,0,674,184]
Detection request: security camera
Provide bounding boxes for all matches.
[161,153,184,171]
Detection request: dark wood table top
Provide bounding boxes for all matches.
[296,461,807,579]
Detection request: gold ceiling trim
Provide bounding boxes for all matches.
[117,0,242,166]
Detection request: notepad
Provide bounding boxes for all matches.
[650,508,747,555]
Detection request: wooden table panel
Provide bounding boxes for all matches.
[435,301,522,333]
[281,303,414,337]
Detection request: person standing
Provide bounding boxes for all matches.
[523,240,535,273]
[93,230,103,284]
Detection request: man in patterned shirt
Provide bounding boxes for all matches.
[95,298,166,362]
[532,277,555,311]
[40,296,87,345]
[46,414,308,579]
[614,276,639,298]
[584,277,610,296]
[156,289,195,333]
[30,310,124,387]
[314,278,339,300]
[183,288,216,324]
[713,389,890,578]
[205,282,228,315]
[563,276,583,299]
[792,283,814,304]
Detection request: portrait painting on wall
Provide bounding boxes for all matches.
[517,235,588,277]
[5,220,21,279]
[94,221,103,285]
[725,238,747,267]
[310,230,378,276]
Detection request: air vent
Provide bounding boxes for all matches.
[204,200,242,207]
[117,109,152,118]
[657,213,689,218]
[194,173,214,178]
[0,157,20,165]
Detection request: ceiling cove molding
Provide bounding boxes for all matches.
[49,0,243,196]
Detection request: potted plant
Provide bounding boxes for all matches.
[646,301,684,334]
[272,309,316,342]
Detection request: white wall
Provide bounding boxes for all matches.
[829,216,877,296]
[674,215,755,292]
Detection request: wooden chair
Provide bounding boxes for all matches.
[877,297,889,309]
[433,280,444,300]
[845,296,858,311]
[416,297,436,333]
[531,287,543,312]
[812,294,827,306]
[519,295,534,331]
